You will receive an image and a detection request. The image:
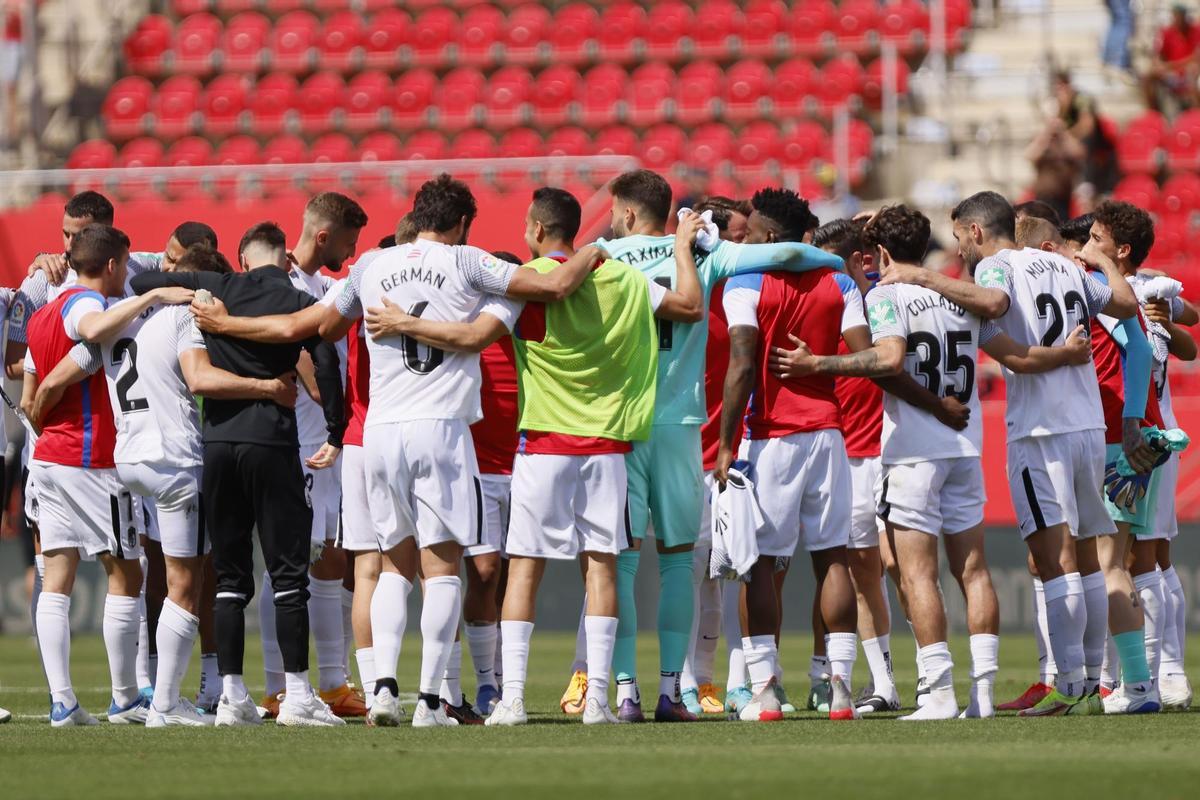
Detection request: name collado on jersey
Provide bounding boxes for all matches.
[906,294,966,318]
[379,267,447,292]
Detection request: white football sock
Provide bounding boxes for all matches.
[965,633,999,718]
[341,587,354,682]
[370,572,412,682]
[136,594,152,690]
[809,654,830,681]
[1032,577,1056,684]
[1080,571,1108,690]
[103,594,141,707]
[152,599,198,713]
[465,622,499,690]
[584,615,618,704]
[355,647,376,710]
[1160,566,1186,676]
[743,635,778,693]
[723,581,746,691]
[439,640,463,704]
[222,673,249,703]
[694,575,722,686]
[258,571,285,696]
[36,592,76,708]
[862,634,897,699]
[418,576,461,697]
[284,669,314,701]
[1043,573,1086,697]
[773,658,784,682]
[31,554,44,641]
[308,577,346,692]
[616,676,640,704]
[570,600,588,674]
[500,619,534,704]
[1100,635,1118,689]
[1133,570,1166,680]
[907,619,927,681]
[902,642,957,720]
[198,653,220,704]
[826,632,857,690]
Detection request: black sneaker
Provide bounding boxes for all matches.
[442,695,485,725]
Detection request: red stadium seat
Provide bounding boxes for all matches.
[819,56,866,109]
[779,121,832,167]
[580,64,625,127]
[200,73,249,136]
[345,71,391,132]
[124,14,172,77]
[393,68,437,130]
[359,131,402,162]
[549,3,597,65]
[103,76,153,139]
[310,133,355,163]
[863,56,912,110]
[270,11,319,74]
[318,11,364,73]
[943,0,973,47]
[504,4,550,65]
[688,123,735,170]
[674,61,723,126]
[691,1,743,59]
[1117,124,1163,175]
[1161,172,1200,215]
[772,59,818,116]
[545,126,591,157]
[593,125,638,157]
[404,130,448,161]
[483,66,533,129]
[450,129,497,160]
[835,0,881,55]
[596,2,645,64]
[640,124,687,170]
[644,2,694,61]
[262,134,310,164]
[222,12,270,72]
[724,60,772,121]
[499,127,544,159]
[459,5,504,67]
[731,121,780,167]
[530,64,581,128]
[218,0,262,12]
[880,0,931,56]
[1165,109,1200,173]
[296,72,346,134]
[173,12,221,76]
[1126,109,1169,139]
[174,0,213,14]
[248,72,298,135]
[67,139,117,170]
[627,62,673,127]
[436,67,485,131]
[214,134,262,166]
[410,7,458,68]
[789,0,837,57]
[363,9,408,70]
[153,76,202,138]
[742,0,786,58]
[163,136,214,196]
[116,137,165,168]
[1151,213,1189,264]
[1111,174,1160,211]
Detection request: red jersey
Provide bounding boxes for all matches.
[343,320,370,448]
[1160,24,1200,65]
[1091,315,1164,445]
[835,339,883,458]
[701,281,729,470]
[471,337,520,473]
[27,288,117,468]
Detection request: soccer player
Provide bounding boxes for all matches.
[694,196,753,243]
[880,191,1139,716]
[589,171,842,723]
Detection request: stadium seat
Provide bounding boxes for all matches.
[163,136,214,196]
[724,60,772,121]
[499,127,544,159]
[688,123,735,170]
[318,11,364,73]
[549,3,598,65]
[779,121,832,167]
[835,0,882,55]
[436,67,485,131]
[691,0,743,59]
[593,125,638,157]
[880,0,931,56]
[393,68,437,130]
[67,139,117,170]
[358,131,402,162]
[644,2,694,62]
[943,0,973,48]
[545,126,591,157]
[731,120,780,167]
[174,0,213,14]
[116,137,166,168]
[1117,123,1163,176]
[124,14,172,77]
[674,61,723,126]
[741,0,787,58]
[172,13,221,76]
[263,134,310,164]
[363,9,408,70]
[863,56,912,110]
[772,59,818,117]
[153,76,203,138]
[819,56,866,110]
[595,2,645,64]
[449,129,497,160]
[296,72,346,134]
[789,0,837,57]
[103,76,154,139]
[218,0,262,12]
[410,7,458,68]
[640,124,687,170]
[848,117,875,158]
[270,11,319,74]
[310,133,355,164]
[580,63,626,127]
[248,72,299,135]
[1125,109,1169,140]
[504,4,551,65]
[200,73,249,136]
[222,12,271,73]
[1111,174,1160,211]
[344,71,391,132]
[404,129,449,161]
[627,62,674,127]
[531,64,581,128]
[1161,172,1200,215]
[1165,109,1200,173]
[483,66,533,129]
[459,5,504,67]
[214,134,262,166]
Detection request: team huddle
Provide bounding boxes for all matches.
[1,168,1192,729]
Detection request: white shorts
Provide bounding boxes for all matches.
[879,457,985,536]
[24,465,40,525]
[746,429,852,557]
[506,452,631,560]
[117,462,207,559]
[1145,451,1180,541]
[848,456,883,549]
[31,461,141,560]
[696,471,716,546]
[1007,430,1116,540]
[301,440,342,544]
[364,419,483,552]
[468,473,510,558]
[338,445,376,552]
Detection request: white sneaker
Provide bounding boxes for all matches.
[0,707,10,724]
[739,678,784,722]
[146,698,214,728]
[214,694,263,727]
[485,698,528,726]
[50,702,99,727]
[411,698,458,728]
[1103,682,1161,715]
[582,697,620,724]
[107,695,150,725]
[276,693,347,727]
[900,685,959,721]
[1159,674,1193,710]
[829,676,861,721]
[367,687,405,727]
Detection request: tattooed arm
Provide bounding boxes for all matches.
[715,325,758,484]
[770,333,905,377]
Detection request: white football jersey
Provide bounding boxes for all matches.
[866,283,996,464]
[1126,271,1179,429]
[335,240,523,426]
[976,248,1110,441]
[289,266,345,446]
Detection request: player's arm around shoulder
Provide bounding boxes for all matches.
[500,245,608,302]
[883,256,1010,320]
[365,297,513,353]
[980,322,1092,374]
[28,342,98,431]
[650,212,705,323]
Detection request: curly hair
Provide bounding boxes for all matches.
[811,218,865,259]
[410,173,478,234]
[750,188,819,242]
[1058,213,1095,247]
[1091,200,1155,266]
[861,205,931,263]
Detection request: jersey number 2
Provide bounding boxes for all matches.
[1035,291,1088,346]
[401,301,445,375]
[111,338,149,413]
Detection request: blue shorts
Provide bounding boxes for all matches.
[625,424,705,550]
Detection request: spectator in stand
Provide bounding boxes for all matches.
[1025,116,1084,225]
[1143,4,1200,111]
[1054,72,1118,196]
[1,0,22,148]
[1103,0,1136,78]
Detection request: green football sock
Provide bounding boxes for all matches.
[614,549,641,683]
[657,550,695,676]
[1113,629,1151,686]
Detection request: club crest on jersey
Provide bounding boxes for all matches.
[868,299,898,328]
[977,266,1006,288]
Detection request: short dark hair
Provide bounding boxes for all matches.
[610,169,673,226]
[65,191,114,225]
[238,221,287,256]
[376,234,397,249]
[861,205,931,263]
[306,192,368,230]
[811,218,865,260]
[1092,200,1156,266]
[951,191,1016,240]
[171,221,218,250]
[491,250,522,264]
[410,173,477,234]
[751,187,820,242]
[1013,200,1062,226]
[175,243,232,274]
[694,196,752,233]
[69,223,129,277]
[1059,213,1095,247]
[530,186,582,242]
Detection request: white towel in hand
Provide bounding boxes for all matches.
[709,468,765,581]
[677,207,721,252]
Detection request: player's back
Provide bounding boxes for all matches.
[290,268,343,445]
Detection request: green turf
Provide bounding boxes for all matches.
[2,632,1198,799]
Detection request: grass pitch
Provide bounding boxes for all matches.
[1,632,1198,799]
